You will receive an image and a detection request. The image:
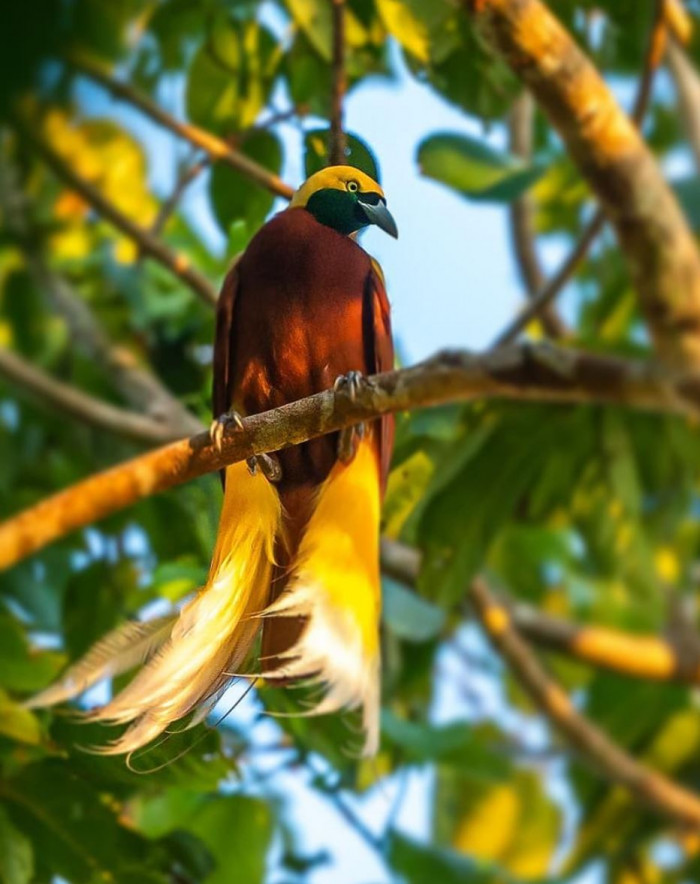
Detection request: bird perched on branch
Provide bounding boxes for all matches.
[28,166,397,758]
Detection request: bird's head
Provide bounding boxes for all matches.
[290,165,398,239]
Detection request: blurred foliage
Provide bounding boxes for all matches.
[2,0,700,882]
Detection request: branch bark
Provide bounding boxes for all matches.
[329,0,348,166]
[495,0,666,348]
[470,578,700,829]
[467,0,700,369]
[69,56,294,201]
[3,342,700,570]
[0,348,178,445]
[13,117,218,307]
[381,538,700,686]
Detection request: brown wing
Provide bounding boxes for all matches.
[212,257,241,424]
[365,260,394,495]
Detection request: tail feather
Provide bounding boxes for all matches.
[260,439,382,755]
[47,460,280,756]
[25,616,176,710]
[29,438,384,757]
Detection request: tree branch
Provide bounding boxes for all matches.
[2,342,700,570]
[495,0,666,348]
[329,0,348,166]
[469,577,700,829]
[13,116,218,307]
[493,212,605,347]
[507,91,567,338]
[149,154,209,240]
[0,347,178,445]
[0,159,204,437]
[467,0,700,370]
[381,538,700,686]
[69,56,294,201]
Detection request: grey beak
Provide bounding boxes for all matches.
[358,196,398,239]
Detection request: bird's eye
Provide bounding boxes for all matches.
[347,180,359,193]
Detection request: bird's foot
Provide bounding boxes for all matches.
[209,409,245,452]
[334,371,372,464]
[337,422,365,464]
[246,452,282,483]
[333,370,371,403]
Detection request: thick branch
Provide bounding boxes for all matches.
[0,348,177,445]
[329,0,347,166]
[14,118,218,307]
[467,0,700,369]
[496,0,665,348]
[507,91,567,338]
[470,578,700,829]
[70,57,294,201]
[381,538,700,686]
[3,343,700,570]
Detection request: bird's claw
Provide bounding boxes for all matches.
[337,422,365,464]
[333,370,370,403]
[209,409,245,452]
[246,452,282,483]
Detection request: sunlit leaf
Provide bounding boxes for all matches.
[418,132,543,202]
[0,808,33,884]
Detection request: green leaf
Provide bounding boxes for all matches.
[304,128,381,181]
[209,130,283,236]
[382,578,445,642]
[388,832,494,884]
[0,808,33,884]
[186,17,281,133]
[0,690,42,746]
[382,712,510,777]
[417,133,543,202]
[133,791,274,884]
[0,611,65,694]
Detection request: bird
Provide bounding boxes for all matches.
[27,165,397,758]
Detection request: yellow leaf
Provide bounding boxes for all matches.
[654,546,680,584]
[383,450,434,537]
[454,784,518,860]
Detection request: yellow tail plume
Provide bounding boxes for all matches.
[29,441,383,756]
[261,439,382,755]
[30,460,281,757]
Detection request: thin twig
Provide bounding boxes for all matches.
[329,0,347,166]
[69,55,294,200]
[13,117,218,307]
[507,91,567,338]
[2,342,700,570]
[470,578,700,829]
[0,348,177,445]
[150,154,209,239]
[492,214,604,347]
